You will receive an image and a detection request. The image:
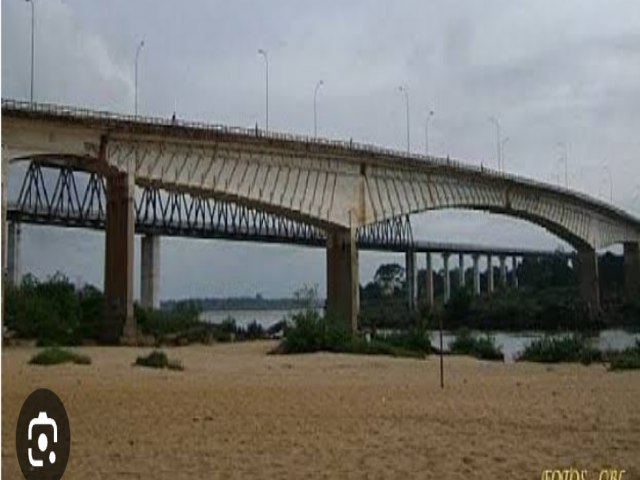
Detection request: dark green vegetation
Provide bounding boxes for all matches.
[4,274,273,346]
[29,347,91,366]
[359,253,640,331]
[134,350,184,371]
[162,295,321,312]
[276,287,430,358]
[609,341,640,371]
[5,273,104,346]
[517,334,602,365]
[449,328,504,361]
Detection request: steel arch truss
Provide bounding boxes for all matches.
[8,162,414,249]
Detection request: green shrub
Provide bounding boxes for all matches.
[450,328,504,361]
[5,274,104,346]
[29,347,91,366]
[609,340,640,371]
[278,306,427,359]
[135,303,202,341]
[374,326,431,354]
[244,320,265,340]
[517,334,602,364]
[134,350,184,371]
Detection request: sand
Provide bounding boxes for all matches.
[2,342,639,479]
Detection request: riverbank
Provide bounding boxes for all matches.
[3,342,639,478]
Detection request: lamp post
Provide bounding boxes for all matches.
[25,0,35,103]
[489,116,502,171]
[398,86,410,154]
[557,141,569,188]
[257,49,269,131]
[501,136,509,172]
[313,80,324,138]
[603,164,613,203]
[134,40,145,116]
[425,109,434,156]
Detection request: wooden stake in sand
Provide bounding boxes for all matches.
[439,314,444,389]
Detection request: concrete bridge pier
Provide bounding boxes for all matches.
[458,253,465,288]
[472,254,481,295]
[6,221,22,286]
[405,250,417,311]
[499,255,507,288]
[104,172,136,344]
[425,252,434,307]
[577,248,600,313]
[443,253,451,303]
[141,234,160,309]
[623,242,640,302]
[487,254,494,294]
[512,256,519,288]
[326,227,358,332]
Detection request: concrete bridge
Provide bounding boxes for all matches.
[3,99,639,341]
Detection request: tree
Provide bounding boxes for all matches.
[373,263,405,297]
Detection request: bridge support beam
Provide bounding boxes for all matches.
[443,253,451,303]
[472,254,481,295]
[499,255,507,288]
[141,234,160,309]
[405,250,417,311]
[104,172,136,344]
[6,221,22,286]
[487,254,494,294]
[458,253,465,288]
[577,248,600,314]
[512,256,519,289]
[326,227,358,332]
[623,242,640,302]
[425,252,434,307]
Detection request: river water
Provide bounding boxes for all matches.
[200,309,640,361]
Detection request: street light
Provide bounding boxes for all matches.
[603,164,613,203]
[134,40,145,116]
[501,136,509,172]
[25,0,35,103]
[313,80,324,138]
[398,86,410,154]
[556,141,569,188]
[425,109,434,156]
[489,116,502,171]
[257,49,269,131]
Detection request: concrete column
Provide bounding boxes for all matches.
[141,234,161,309]
[487,254,494,294]
[623,242,640,302]
[512,256,519,289]
[425,252,434,307]
[499,255,507,288]
[472,254,481,295]
[104,172,136,344]
[326,227,359,332]
[458,253,465,288]
[6,221,22,286]
[443,253,451,303]
[405,250,417,311]
[577,248,600,313]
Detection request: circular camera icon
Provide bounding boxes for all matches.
[16,389,70,480]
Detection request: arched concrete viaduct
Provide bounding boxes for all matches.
[3,100,640,339]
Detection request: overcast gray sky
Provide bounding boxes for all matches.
[2,0,640,299]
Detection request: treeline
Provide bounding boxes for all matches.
[359,251,639,331]
[161,296,321,312]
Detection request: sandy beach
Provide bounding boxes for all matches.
[2,342,639,479]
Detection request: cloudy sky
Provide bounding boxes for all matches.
[2,0,640,299]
